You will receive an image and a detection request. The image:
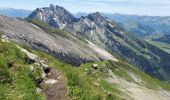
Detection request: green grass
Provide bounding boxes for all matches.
[100,80,132,100]
[26,18,71,39]
[0,40,44,100]
[26,18,52,33]
[79,59,170,93]
[51,29,70,39]
[146,40,170,54]
[144,35,170,54]
[33,50,107,100]
[1,36,170,100]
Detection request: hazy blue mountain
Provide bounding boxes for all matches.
[74,12,88,18]
[152,35,170,44]
[103,13,170,36]
[0,8,32,18]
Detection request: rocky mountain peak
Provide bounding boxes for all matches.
[88,12,106,22]
[49,4,55,10]
[28,4,75,28]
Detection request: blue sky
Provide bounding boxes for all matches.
[1,0,170,16]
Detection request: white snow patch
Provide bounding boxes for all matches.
[40,8,44,12]
[39,12,43,20]
[108,23,114,28]
[90,30,93,36]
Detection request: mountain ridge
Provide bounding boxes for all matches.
[27,4,170,81]
[0,8,32,18]
[103,13,170,36]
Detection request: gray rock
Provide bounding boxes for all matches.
[92,64,98,69]
[36,88,42,93]
[28,4,75,29]
[0,16,105,66]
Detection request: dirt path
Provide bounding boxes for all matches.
[16,45,67,100]
[41,69,67,100]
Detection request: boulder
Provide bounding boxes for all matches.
[45,79,58,84]
[92,64,98,69]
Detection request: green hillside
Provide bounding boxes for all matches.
[0,40,44,100]
[1,37,170,100]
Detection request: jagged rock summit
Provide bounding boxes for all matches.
[28,4,75,28]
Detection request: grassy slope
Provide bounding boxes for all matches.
[146,40,170,54]
[1,37,170,99]
[0,40,44,100]
[144,35,170,54]
[1,19,170,99]
[33,48,170,99]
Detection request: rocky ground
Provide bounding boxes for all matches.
[16,45,67,100]
[107,69,170,100]
[41,69,67,100]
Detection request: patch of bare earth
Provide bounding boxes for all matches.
[41,69,67,100]
[107,69,170,100]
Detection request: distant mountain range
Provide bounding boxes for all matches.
[75,12,170,37]
[104,13,170,36]
[2,8,170,36]
[0,8,32,18]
